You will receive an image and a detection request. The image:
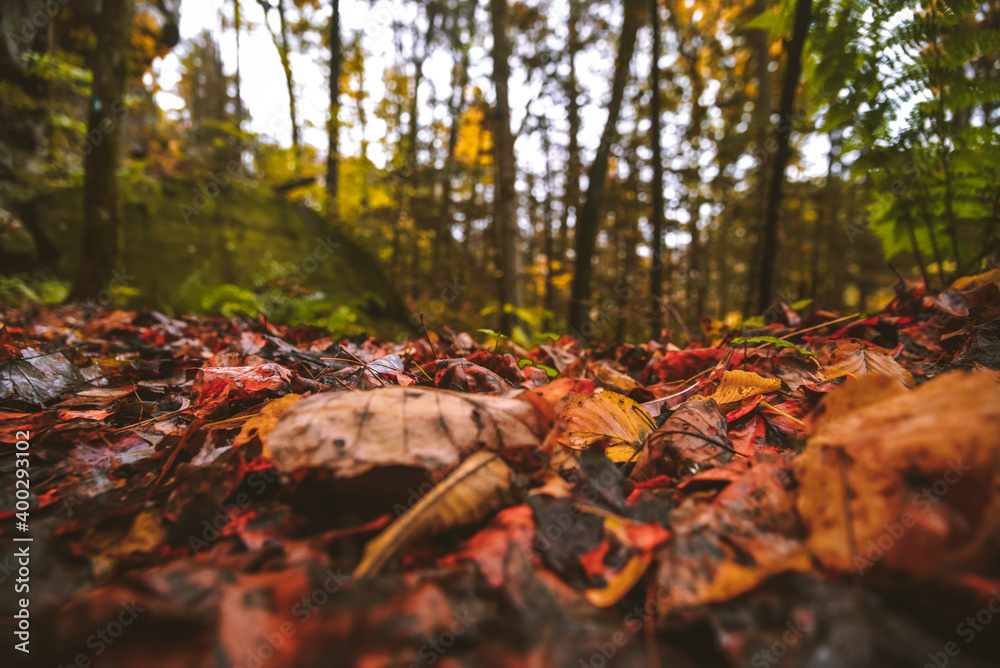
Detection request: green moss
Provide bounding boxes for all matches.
[28,175,408,333]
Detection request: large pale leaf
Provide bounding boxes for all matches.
[267,387,551,477]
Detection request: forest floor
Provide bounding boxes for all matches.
[2,270,1000,668]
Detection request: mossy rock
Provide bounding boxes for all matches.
[21,177,407,326]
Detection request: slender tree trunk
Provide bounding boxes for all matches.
[756,0,811,313]
[560,0,581,268]
[491,0,522,334]
[72,0,132,300]
[437,7,473,273]
[542,120,556,328]
[687,195,704,316]
[327,0,341,223]
[233,0,244,126]
[568,0,641,332]
[649,0,666,339]
[744,0,772,315]
[258,0,300,164]
[809,129,841,301]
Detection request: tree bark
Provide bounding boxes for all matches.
[72,0,132,300]
[437,2,475,273]
[649,0,666,338]
[257,0,299,164]
[559,0,582,269]
[542,119,555,327]
[233,0,244,125]
[490,0,522,334]
[743,0,772,316]
[756,0,811,313]
[327,0,341,223]
[568,0,641,332]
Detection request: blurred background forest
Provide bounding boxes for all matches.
[1,0,998,344]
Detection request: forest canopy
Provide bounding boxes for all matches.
[0,0,998,343]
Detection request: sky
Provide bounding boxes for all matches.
[152,0,829,231]
[154,0,595,170]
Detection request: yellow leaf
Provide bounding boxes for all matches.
[605,444,642,464]
[708,370,781,406]
[585,552,653,608]
[237,393,303,456]
[700,551,813,604]
[559,390,656,451]
[950,267,1000,293]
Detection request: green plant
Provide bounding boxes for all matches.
[813,0,1000,286]
[0,274,69,308]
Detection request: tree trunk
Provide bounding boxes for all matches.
[233,0,244,125]
[542,119,556,328]
[568,0,641,333]
[437,5,473,272]
[649,0,666,338]
[258,0,299,164]
[559,0,581,266]
[744,0,772,316]
[327,0,341,223]
[490,0,522,335]
[756,0,811,313]
[72,0,132,300]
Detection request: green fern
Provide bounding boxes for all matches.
[811,0,1000,285]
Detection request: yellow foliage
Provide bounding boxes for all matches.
[454,106,494,166]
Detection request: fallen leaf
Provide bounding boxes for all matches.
[819,339,915,389]
[558,390,656,461]
[631,399,735,482]
[708,370,781,407]
[267,386,551,478]
[353,451,521,578]
[796,370,1000,577]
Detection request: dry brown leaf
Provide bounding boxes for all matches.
[352,451,521,578]
[820,339,915,388]
[796,370,1000,578]
[266,386,550,477]
[651,457,810,618]
[631,399,735,482]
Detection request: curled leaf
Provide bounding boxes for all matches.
[353,451,521,578]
